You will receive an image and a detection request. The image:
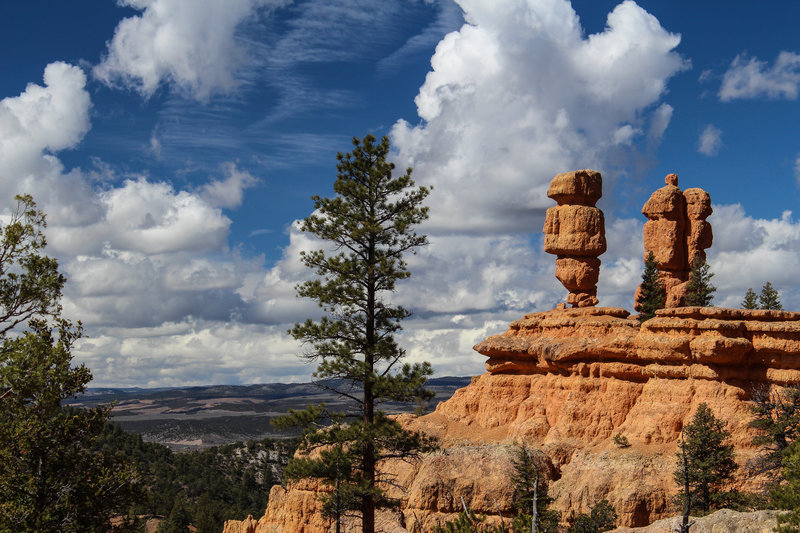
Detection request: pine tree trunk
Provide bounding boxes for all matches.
[363,233,376,533]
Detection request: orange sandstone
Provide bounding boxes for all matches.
[543,170,606,307]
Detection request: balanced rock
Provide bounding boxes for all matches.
[543,170,606,307]
[638,174,713,308]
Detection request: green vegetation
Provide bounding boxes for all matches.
[749,384,800,475]
[674,403,737,515]
[97,423,295,533]
[742,282,783,310]
[0,195,140,532]
[432,509,505,533]
[511,443,559,533]
[684,258,716,307]
[636,251,664,322]
[276,134,436,533]
[742,288,759,309]
[565,500,617,533]
[748,384,800,531]
[612,433,630,448]
[759,282,783,310]
[773,442,800,532]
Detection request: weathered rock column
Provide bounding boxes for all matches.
[543,170,606,307]
[638,173,713,308]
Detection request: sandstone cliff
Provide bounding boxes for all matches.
[224,306,800,532]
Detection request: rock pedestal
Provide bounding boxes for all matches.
[637,174,712,308]
[543,170,606,307]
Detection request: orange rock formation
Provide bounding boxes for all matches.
[637,173,713,308]
[543,169,606,307]
[223,173,800,532]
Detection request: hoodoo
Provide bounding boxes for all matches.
[637,173,713,308]
[543,169,606,308]
[226,172,800,532]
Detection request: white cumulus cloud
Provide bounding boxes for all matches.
[719,51,800,101]
[94,0,288,101]
[391,0,688,234]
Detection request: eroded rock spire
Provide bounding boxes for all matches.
[637,173,713,308]
[543,169,606,307]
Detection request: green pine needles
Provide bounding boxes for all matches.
[275,135,436,533]
[742,282,783,310]
[636,251,664,322]
[684,258,716,307]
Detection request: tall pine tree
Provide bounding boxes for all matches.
[275,135,436,533]
[742,288,759,309]
[674,403,737,514]
[759,282,783,310]
[636,251,664,322]
[684,258,716,307]
[0,196,140,532]
[510,444,559,532]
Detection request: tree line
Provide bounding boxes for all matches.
[636,250,783,321]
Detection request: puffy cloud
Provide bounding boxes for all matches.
[75,321,310,387]
[391,0,687,234]
[49,178,232,256]
[0,62,100,225]
[709,205,800,309]
[719,51,800,101]
[697,124,722,156]
[648,103,673,141]
[200,162,259,209]
[94,0,287,100]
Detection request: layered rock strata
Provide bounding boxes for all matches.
[477,306,800,385]
[228,306,800,532]
[637,174,713,308]
[543,170,606,307]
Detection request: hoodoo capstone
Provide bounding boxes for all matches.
[543,169,606,307]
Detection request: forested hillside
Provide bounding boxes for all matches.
[97,423,297,533]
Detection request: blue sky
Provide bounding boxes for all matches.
[2,0,800,387]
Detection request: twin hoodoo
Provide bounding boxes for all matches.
[543,169,712,310]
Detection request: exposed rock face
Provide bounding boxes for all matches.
[229,306,800,532]
[477,306,800,385]
[611,508,780,533]
[543,170,606,307]
[638,174,713,308]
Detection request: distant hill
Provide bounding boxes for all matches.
[68,376,473,449]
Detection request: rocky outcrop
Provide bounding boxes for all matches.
[224,171,796,532]
[637,174,713,308]
[477,306,800,385]
[611,508,780,532]
[233,306,800,532]
[543,170,606,307]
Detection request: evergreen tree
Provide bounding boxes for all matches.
[749,384,800,476]
[684,258,716,307]
[0,196,141,532]
[566,500,617,533]
[636,251,664,322]
[275,135,436,533]
[432,509,504,533]
[742,288,759,309]
[759,282,783,310]
[674,403,738,513]
[510,443,559,532]
[773,442,800,532]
